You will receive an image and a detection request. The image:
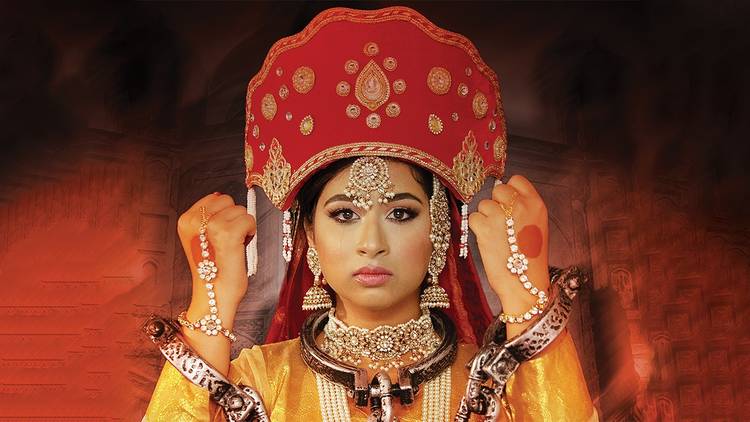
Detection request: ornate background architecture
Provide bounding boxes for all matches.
[1,2,747,420]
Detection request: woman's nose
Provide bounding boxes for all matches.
[356,213,388,257]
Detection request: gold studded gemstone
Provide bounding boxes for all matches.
[346,104,361,119]
[300,115,314,135]
[472,91,489,119]
[428,114,443,135]
[363,41,379,56]
[457,83,469,98]
[385,102,401,118]
[345,59,359,75]
[383,57,397,71]
[393,79,406,94]
[292,66,315,94]
[427,67,451,95]
[366,113,381,129]
[261,94,277,120]
[278,84,289,100]
[336,81,351,96]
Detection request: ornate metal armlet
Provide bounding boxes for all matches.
[454,266,587,422]
[143,316,270,422]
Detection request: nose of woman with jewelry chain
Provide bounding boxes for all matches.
[468,175,550,338]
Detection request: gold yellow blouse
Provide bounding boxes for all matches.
[145,330,597,421]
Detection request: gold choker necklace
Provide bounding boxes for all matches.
[321,308,441,371]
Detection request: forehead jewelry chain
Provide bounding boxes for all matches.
[499,191,548,323]
[344,156,396,210]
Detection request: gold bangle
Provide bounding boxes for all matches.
[498,293,549,324]
[177,311,238,342]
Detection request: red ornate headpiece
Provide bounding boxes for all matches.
[243,6,500,345]
[243,6,508,210]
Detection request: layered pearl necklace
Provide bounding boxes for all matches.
[315,309,452,422]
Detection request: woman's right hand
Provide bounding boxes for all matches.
[177,192,257,326]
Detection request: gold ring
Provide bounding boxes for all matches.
[500,190,519,217]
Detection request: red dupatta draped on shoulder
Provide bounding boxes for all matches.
[264,193,494,345]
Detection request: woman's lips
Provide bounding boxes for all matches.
[354,266,392,287]
[354,273,392,287]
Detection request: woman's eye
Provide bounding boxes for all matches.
[388,207,416,222]
[329,208,358,223]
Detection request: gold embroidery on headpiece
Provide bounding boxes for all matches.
[383,57,397,71]
[366,113,381,129]
[457,83,469,98]
[465,67,472,77]
[386,102,401,118]
[427,67,451,95]
[489,119,497,132]
[261,94,277,121]
[345,60,359,75]
[356,61,390,111]
[346,104,361,119]
[278,84,289,100]
[494,136,507,173]
[244,144,254,171]
[451,112,459,122]
[276,67,283,77]
[472,91,488,119]
[453,131,486,199]
[285,112,293,121]
[300,115,314,135]
[363,42,379,57]
[393,79,407,94]
[261,138,291,208]
[344,157,395,210]
[428,114,444,135]
[336,81,351,96]
[293,66,315,94]
[252,124,260,139]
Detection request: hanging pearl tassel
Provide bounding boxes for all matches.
[459,203,469,258]
[246,188,258,277]
[282,210,292,262]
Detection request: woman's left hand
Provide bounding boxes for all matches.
[468,175,551,332]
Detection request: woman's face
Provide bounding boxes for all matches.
[307,160,432,314]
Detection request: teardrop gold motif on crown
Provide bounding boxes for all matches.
[355,60,390,112]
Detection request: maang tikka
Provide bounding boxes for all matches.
[302,246,333,310]
[344,156,396,210]
[420,175,451,309]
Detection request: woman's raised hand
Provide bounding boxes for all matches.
[177,193,256,322]
[468,175,551,332]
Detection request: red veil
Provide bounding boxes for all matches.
[264,191,494,345]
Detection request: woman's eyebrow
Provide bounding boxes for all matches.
[323,192,423,206]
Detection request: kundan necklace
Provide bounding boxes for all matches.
[312,308,451,422]
[321,308,441,371]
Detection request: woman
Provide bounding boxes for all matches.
[144,6,597,421]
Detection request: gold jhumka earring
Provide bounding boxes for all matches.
[420,175,451,309]
[302,246,333,310]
